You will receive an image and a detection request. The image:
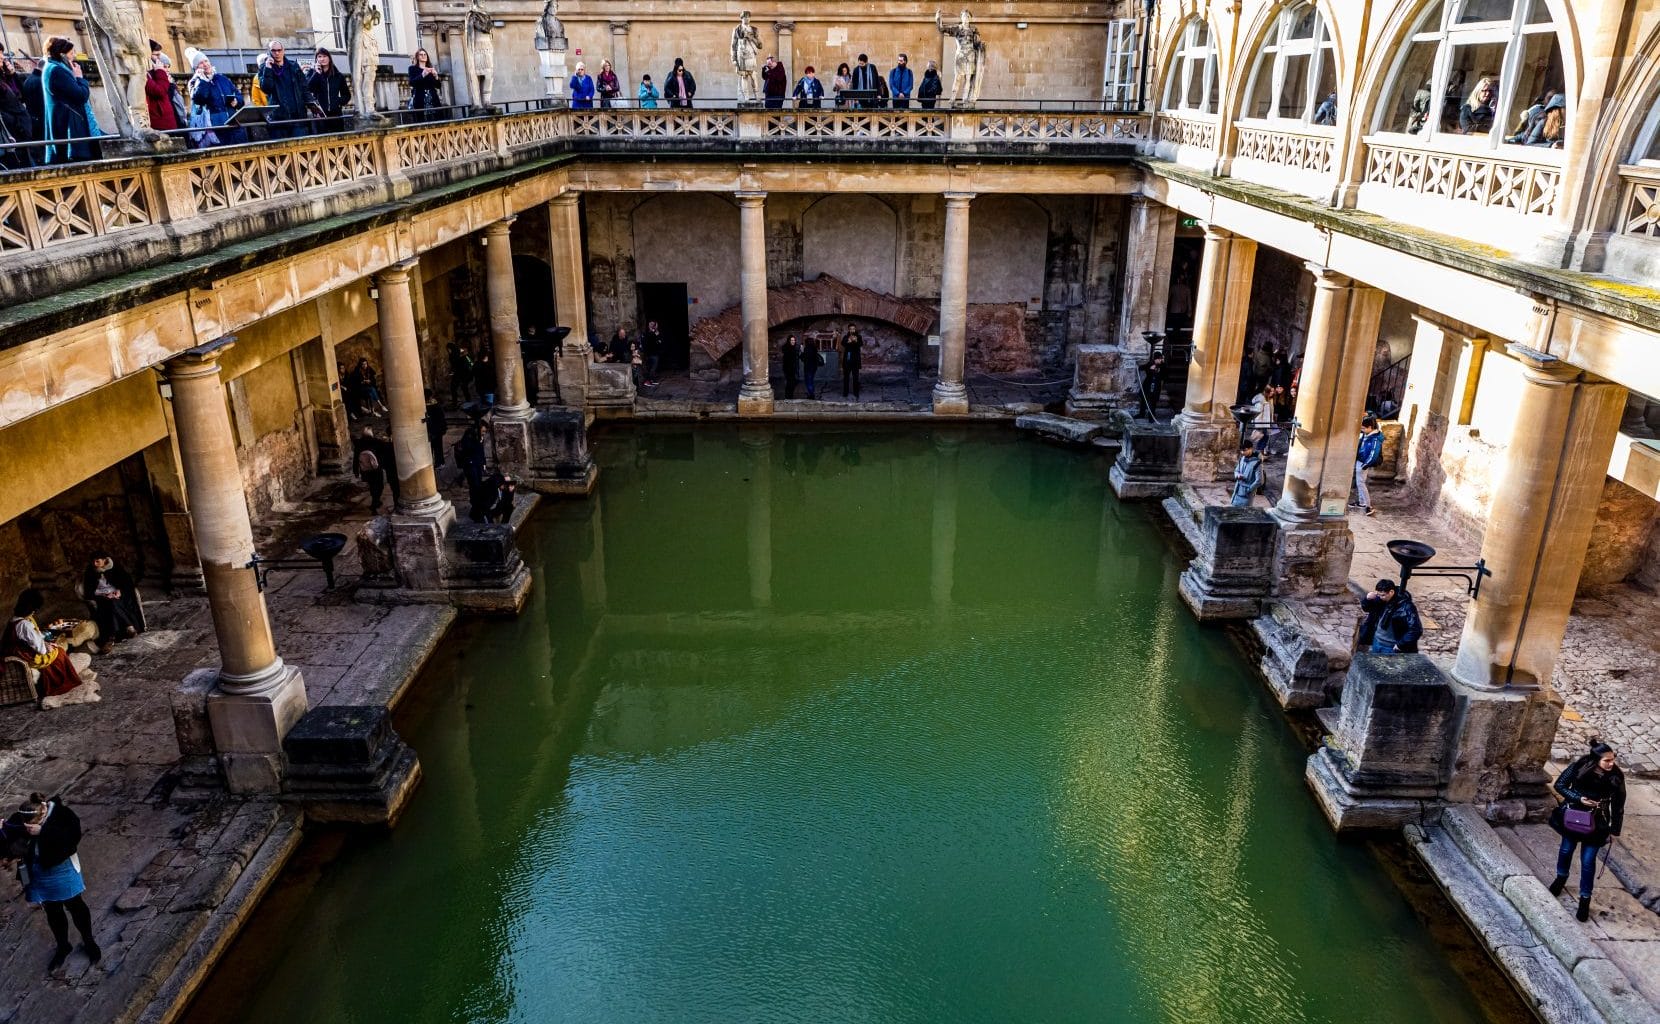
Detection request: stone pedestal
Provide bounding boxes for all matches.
[1178,507,1278,620]
[586,362,635,412]
[1251,604,1340,709]
[489,412,534,477]
[1175,418,1235,483]
[1065,344,1127,420]
[1272,517,1355,597]
[1443,679,1563,823]
[1109,421,1182,500]
[282,705,423,826]
[557,349,589,408]
[1307,653,1459,831]
[444,522,532,615]
[200,665,310,795]
[529,407,599,495]
[389,504,456,591]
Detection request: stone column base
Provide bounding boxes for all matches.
[557,350,590,408]
[1065,344,1130,421]
[1177,506,1278,620]
[932,381,970,416]
[1271,514,1355,597]
[390,502,457,591]
[529,408,600,495]
[1176,417,1237,482]
[1109,420,1182,500]
[1444,679,1562,824]
[737,384,775,417]
[281,705,424,826]
[356,515,533,615]
[200,664,309,795]
[1250,604,1342,709]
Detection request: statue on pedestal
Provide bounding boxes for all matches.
[535,0,568,98]
[81,0,170,148]
[935,8,986,106]
[731,10,762,104]
[341,0,383,118]
[463,0,496,108]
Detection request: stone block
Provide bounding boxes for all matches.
[442,522,533,614]
[1442,805,1533,885]
[1065,344,1128,420]
[1573,956,1660,1024]
[557,350,589,407]
[529,407,598,494]
[205,665,308,796]
[1331,654,1458,789]
[390,513,449,592]
[1179,506,1278,620]
[282,705,423,826]
[355,517,394,584]
[1014,413,1105,447]
[1252,605,1338,709]
[284,705,391,768]
[1376,420,1405,480]
[490,415,534,476]
[1272,517,1356,598]
[170,668,217,759]
[1501,875,1604,971]
[587,362,635,410]
[1177,419,1235,482]
[1444,679,1563,822]
[1109,420,1181,500]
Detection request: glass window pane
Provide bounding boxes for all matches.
[1277,53,1311,117]
[1417,0,1446,31]
[1456,0,1513,24]
[1287,6,1319,40]
[1313,50,1339,125]
[1503,32,1564,144]
[1245,54,1275,118]
[1441,42,1506,134]
[1184,57,1203,109]
[1526,0,1552,24]
[1644,129,1660,162]
[1204,53,1220,113]
[1384,37,1440,133]
[1193,21,1209,47]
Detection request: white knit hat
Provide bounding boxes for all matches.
[184,46,207,70]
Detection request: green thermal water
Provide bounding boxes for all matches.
[213,426,1494,1024]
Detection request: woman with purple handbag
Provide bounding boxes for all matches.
[1548,742,1625,922]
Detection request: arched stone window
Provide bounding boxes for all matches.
[1242,3,1338,124]
[1162,18,1219,115]
[1635,106,1660,166]
[1374,0,1564,148]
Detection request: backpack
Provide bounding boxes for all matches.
[356,448,380,473]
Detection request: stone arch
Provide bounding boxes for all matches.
[1154,8,1226,116]
[689,276,936,378]
[966,195,1048,306]
[1224,0,1349,125]
[1575,21,1660,265]
[632,193,740,327]
[801,195,900,297]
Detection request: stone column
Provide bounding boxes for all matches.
[736,191,774,416]
[1271,266,1383,596]
[166,341,307,794]
[774,21,794,78]
[933,192,974,416]
[1118,196,1178,348]
[548,193,591,408]
[1453,335,1490,426]
[608,21,631,93]
[484,218,534,475]
[1177,226,1256,480]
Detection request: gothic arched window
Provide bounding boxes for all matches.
[1163,18,1220,115]
[1242,3,1339,124]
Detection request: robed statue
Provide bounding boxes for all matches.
[935,8,986,105]
[731,10,762,103]
[341,0,382,117]
[81,0,169,147]
[536,0,566,50]
[463,0,496,107]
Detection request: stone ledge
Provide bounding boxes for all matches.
[1443,804,1536,886]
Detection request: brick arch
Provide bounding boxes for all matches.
[689,274,935,368]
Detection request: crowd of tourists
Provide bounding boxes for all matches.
[567,51,946,111]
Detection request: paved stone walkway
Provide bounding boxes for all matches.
[0,478,454,1024]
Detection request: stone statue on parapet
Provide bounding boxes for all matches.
[341,0,382,118]
[731,10,762,103]
[935,8,985,105]
[81,0,171,149]
[463,0,497,108]
[535,0,566,50]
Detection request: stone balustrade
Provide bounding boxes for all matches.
[1357,136,1564,246]
[1618,163,1660,241]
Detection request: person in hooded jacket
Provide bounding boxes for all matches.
[917,60,944,108]
[307,48,351,132]
[40,37,99,164]
[1229,440,1263,507]
[1548,742,1625,921]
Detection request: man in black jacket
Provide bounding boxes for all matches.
[1358,579,1422,654]
[257,39,312,137]
[83,553,145,652]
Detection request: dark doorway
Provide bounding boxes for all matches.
[637,282,691,372]
[512,255,556,335]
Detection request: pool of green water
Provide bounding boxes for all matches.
[199,425,1508,1023]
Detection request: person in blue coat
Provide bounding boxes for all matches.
[186,50,245,147]
[887,52,914,108]
[569,62,595,109]
[40,37,99,164]
[791,66,824,109]
[1357,579,1421,654]
[1354,416,1383,515]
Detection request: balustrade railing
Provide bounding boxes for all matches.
[1232,122,1335,176]
[1617,164,1660,241]
[1360,137,1562,218]
[1153,111,1217,151]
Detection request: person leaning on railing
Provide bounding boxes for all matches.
[186,48,245,148]
[0,53,37,169]
[791,67,824,109]
[258,39,312,137]
[40,37,100,165]
[308,48,350,132]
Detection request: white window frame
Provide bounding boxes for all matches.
[1373,0,1564,152]
[1162,18,1219,115]
[1103,19,1138,108]
[1240,3,1337,125]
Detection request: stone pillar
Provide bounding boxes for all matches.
[774,22,794,78]
[1397,315,1461,493]
[736,191,773,416]
[548,193,591,408]
[608,21,631,92]
[1178,507,1279,620]
[484,218,533,474]
[166,341,307,794]
[1177,226,1256,480]
[1118,195,1178,347]
[1452,335,1490,426]
[933,192,974,416]
[1271,267,1383,596]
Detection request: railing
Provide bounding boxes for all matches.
[0,106,1150,263]
[1153,111,1217,151]
[1232,122,1335,176]
[1360,137,1562,218]
[1617,164,1660,240]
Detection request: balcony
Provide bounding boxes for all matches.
[1149,111,1218,171]
[1356,134,1564,249]
[1230,121,1336,200]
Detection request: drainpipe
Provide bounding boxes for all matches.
[1136,0,1155,112]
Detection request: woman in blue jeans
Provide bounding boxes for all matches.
[1548,742,1625,922]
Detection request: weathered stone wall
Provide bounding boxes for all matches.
[1581,478,1660,587]
[231,353,313,520]
[1243,247,1309,363]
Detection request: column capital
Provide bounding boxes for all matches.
[942,191,976,205]
[774,20,795,32]
[484,217,516,239]
[608,19,629,33]
[1506,343,1582,384]
[166,337,236,379]
[1303,262,1352,288]
[1202,224,1232,243]
[374,257,419,287]
[549,191,581,208]
[735,190,767,205]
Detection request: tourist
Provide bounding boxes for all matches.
[0,54,38,169]
[41,37,98,164]
[664,59,696,108]
[640,320,663,386]
[409,49,443,120]
[142,51,181,139]
[832,62,853,106]
[1354,416,1383,516]
[2,589,98,707]
[838,325,864,399]
[1140,350,1166,418]
[447,343,475,404]
[474,472,516,524]
[356,431,387,513]
[187,50,245,148]
[424,388,447,468]
[630,338,645,390]
[473,350,496,405]
[21,54,44,145]
[1524,94,1566,148]
[1312,91,1337,126]
[1229,440,1263,507]
[258,39,311,137]
[781,334,801,399]
[1548,742,1625,922]
[637,74,660,109]
[596,59,620,108]
[803,335,822,399]
[608,326,632,365]
[918,60,943,108]
[850,53,880,108]
[1249,343,1273,396]
[791,66,824,109]
[456,422,487,494]
[5,793,99,971]
[1357,579,1421,654]
[307,48,351,132]
[569,62,595,109]
[1459,77,1496,135]
[83,554,144,652]
[1507,89,1557,144]
[762,56,787,109]
[888,53,913,109]
[348,357,390,416]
